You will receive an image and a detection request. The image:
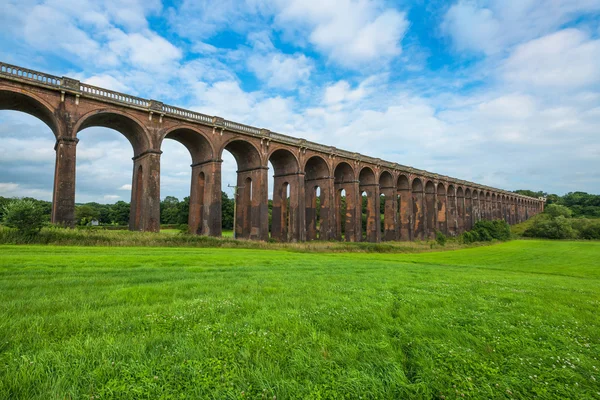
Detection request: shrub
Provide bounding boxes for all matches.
[523,215,577,239]
[570,218,600,240]
[435,231,447,246]
[460,220,511,243]
[544,204,572,219]
[2,199,46,235]
[177,223,189,234]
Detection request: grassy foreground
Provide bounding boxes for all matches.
[0,241,599,399]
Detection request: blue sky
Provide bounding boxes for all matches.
[1,0,600,203]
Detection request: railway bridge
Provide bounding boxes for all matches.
[0,62,544,241]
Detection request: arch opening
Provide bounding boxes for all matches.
[379,171,394,241]
[161,128,216,236]
[221,139,264,240]
[269,148,299,242]
[0,90,59,136]
[359,167,377,242]
[305,156,330,241]
[334,162,356,242]
[0,92,66,225]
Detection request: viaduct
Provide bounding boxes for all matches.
[0,62,545,242]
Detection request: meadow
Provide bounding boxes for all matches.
[0,240,599,399]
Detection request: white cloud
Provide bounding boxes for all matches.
[24,5,106,64]
[84,75,131,92]
[119,184,132,190]
[503,29,600,90]
[441,2,502,55]
[442,0,600,55]
[323,81,367,106]
[106,30,182,70]
[276,0,409,66]
[248,52,313,90]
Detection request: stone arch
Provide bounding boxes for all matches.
[0,87,60,136]
[412,177,424,193]
[379,170,395,241]
[269,148,301,242]
[74,109,151,156]
[221,138,265,240]
[160,126,217,236]
[74,109,157,231]
[220,138,263,171]
[305,155,331,241]
[334,161,355,183]
[269,148,300,175]
[334,161,357,241]
[160,126,214,164]
[358,166,376,186]
[304,155,330,180]
[398,174,410,190]
[0,86,67,225]
[379,171,394,188]
[359,166,378,242]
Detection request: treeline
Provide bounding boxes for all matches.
[0,193,237,229]
[514,190,600,218]
[522,204,600,239]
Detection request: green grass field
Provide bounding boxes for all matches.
[1,240,599,399]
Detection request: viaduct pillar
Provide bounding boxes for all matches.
[437,187,448,235]
[51,137,78,227]
[361,183,380,242]
[447,189,457,236]
[130,151,161,232]
[235,166,269,241]
[381,184,397,241]
[272,172,305,242]
[189,160,222,237]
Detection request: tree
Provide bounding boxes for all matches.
[544,204,572,219]
[160,196,180,224]
[221,191,234,230]
[2,199,46,235]
[75,205,100,226]
[514,189,545,198]
[109,201,130,225]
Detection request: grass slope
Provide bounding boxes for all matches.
[0,241,599,399]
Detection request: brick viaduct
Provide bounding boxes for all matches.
[0,62,545,242]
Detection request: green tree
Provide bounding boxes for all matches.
[109,201,130,225]
[221,191,234,230]
[160,196,180,224]
[2,199,46,235]
[544,204,572,219]
[75,205,100,226]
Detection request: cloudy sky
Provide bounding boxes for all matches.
[1,0,599,203]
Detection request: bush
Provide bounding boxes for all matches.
[544,204,572,219]
[460,220,511,243]
[435,231,447,246]
[2,199,46,235]
[569,218,600,240]
[523,215,577,239]
[177,224,189,234]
